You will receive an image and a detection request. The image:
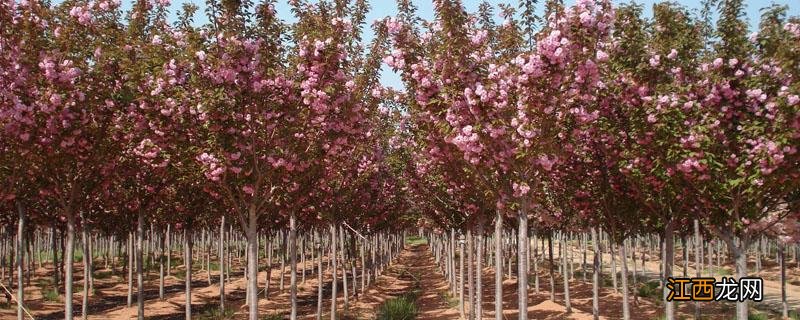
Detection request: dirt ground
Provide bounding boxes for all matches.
[1,240,798,319]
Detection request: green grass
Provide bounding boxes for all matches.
[637,280,662,299]
[788,310,800,320]
[405,236,428,245]
[707,266,732,276]
[747,313,769,320]
[378,292,418,320]
[439,290,459,308]
[43,288,60,302]
[196,306,235,320]
[260,313,285,320]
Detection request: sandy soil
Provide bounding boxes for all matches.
[1,240,798,319]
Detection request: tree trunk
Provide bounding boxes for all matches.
[330,225,338,320]
[591,228,599,320]
[289,213,298,320]
[16,202,25,320]
[166,224,171,276]
[246,207,259,320]
[518,209,528,320]
[777,242,788,319]
[733,244,748,320]
[127,232,133,308]
[494,210,503,320]
[476,222,483,319]
[316,230,323,320]
[562,235,570,313]
[459,233,465,319]
[52,225,60,288]
[219,216,226,310]
[694,220,701,319]
[185,227,193,320]
[81,211,90,320]
[620,242,630,320]
[136,211,145,320]
[65,211,76,320]
[159,231,165,300]
[467,229,474,320]
[663,221,675,320]
[548,235,555,302]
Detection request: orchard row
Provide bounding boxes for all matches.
[1,0,799,319]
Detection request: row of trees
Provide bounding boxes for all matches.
[1,0,415,319]
[2,0,800,319]
[386,0,800,319]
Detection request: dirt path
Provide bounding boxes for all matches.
[351,243,460,319]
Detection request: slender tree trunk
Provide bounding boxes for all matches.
[610,242,618,292]
[733,243,748,320]
[219,216,225,310]
[663,221,675,320]
[548,235,555,302]
[494,210,503,320]
[127,232,133,308]
[136,211,145,320]
[81,211,90,320]
[562,234,570,313]
[467,229,474,320]
[774,241,787,319]
[518,209,528,320]
[166,224,171,276]
[65,211,76,320]
[330,225,338,320]
[620,242,630,320]
[289,213,298,320]
[16,202,25,320]
[316,231,323,320]
[265,235,272,299]
[591,228,600,320]
[694,220,701,319]
[52,225,60,288]
[159,231,165,300]
[476,223,483,319]
[246,207,259,320]
[459,233,465,319]
[185,227,193,320]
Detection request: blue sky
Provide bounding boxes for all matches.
[146,0,799,88]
